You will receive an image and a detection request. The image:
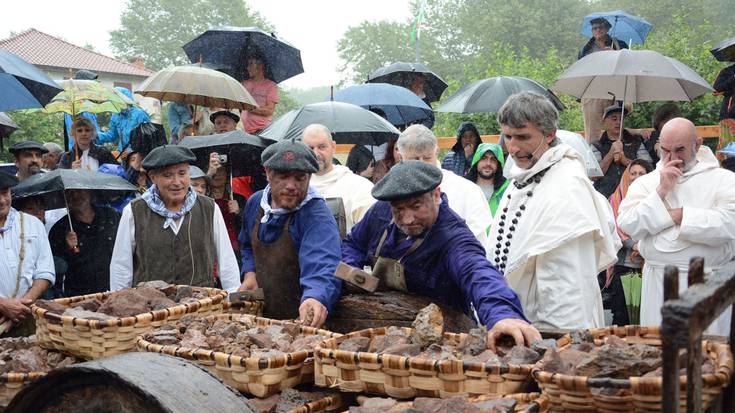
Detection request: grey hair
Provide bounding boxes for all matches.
[43,142,63,154]
[302,123,333,142]
[497,91,558,136]
[396,124,437,155]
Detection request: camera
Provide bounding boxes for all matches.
[217,154,228,164]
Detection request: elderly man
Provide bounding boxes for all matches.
[342,161,539,347]
[395,125,492,252]
[619,118,735,335]
[302,124,375,232]
[110,145,242,292]
[591,104,652,197]
[0,172,54,335]
[488,92,620,330]
[42,142,63,170]
[466,143,509,217]
[210,110,239,134]
[10,141,47,181]
[238,139,342,327]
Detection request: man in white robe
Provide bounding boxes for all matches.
[301,124,376,232]
[618,117,735,335]
[395,125,492,253]
[488,92,620,330]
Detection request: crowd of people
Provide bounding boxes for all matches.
[1,26,735,344]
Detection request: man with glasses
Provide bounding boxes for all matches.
[578,17,629,143]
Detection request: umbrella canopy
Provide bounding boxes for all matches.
[179,130,270,178]
[367,61,448,103]
[0,49,64,112]
[43,79,135,116]
[331,83,433,126]
[554,49,714,102]
[436,76,565,113]
[581,10,652,45]
[0,112,19,152]
[260,101,400,145]
[711,35,735,62]
[136,65,257,110]
[11,168,137,210]
[183,26,303,83]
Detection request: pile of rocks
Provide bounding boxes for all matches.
[350,396,518,413]
[0,337,79,374]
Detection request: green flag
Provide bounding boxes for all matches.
[410,2,426,47]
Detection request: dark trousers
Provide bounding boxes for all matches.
[597,265,635,326]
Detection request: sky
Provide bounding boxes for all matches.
[2,0,412,90]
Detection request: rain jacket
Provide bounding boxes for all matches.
[441,122,482,177]
[467,143,509,216]
[95,87,151,152]
[578,36,628,60]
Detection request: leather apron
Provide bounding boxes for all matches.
[371,229,424,292]
[251,209,302,320]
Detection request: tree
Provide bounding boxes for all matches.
[110,0,273,70]
[0,111,64,163]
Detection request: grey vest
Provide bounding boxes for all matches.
[131,195,216,287]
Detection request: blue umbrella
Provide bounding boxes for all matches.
[581,10,653,45]
[331,83,433,127]
[0,50,63,112]
[183,26,303,83]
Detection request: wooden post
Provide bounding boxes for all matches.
[664,265,680,302]
[688,257,705,287]
[686,258,704,413]
[662,265,681,413]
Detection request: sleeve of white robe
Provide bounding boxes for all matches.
[618,179,675,240]
[109,204,135,291]
[533,232,602,329]
[678,183,735,246]
[212,204,240,293]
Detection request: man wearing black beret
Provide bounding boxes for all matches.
[9,140,48,181]
[110,145,243,292]
[342,160,540,349]
[238,139,342,327]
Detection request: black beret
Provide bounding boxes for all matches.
[603,104,629,119]
[142,145,197,171]
[0,171,19,190]
[372,160,442,201]
[261,139,319,173]
[9,140,48,155]
[209,110,240,124]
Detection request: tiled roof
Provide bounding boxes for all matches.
[0,28,154,78]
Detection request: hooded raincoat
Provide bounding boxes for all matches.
[441,122,482,177]
[95,87,151,152]
[467,143,509,217]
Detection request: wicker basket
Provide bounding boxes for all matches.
[286,394,343,413]
[0,372,46,407]
[31,286,227,360]
[532,325,734,412]
[137,313,342,397]
[222,299,263,316]
[315,326,540,399]
[340,393,549,413]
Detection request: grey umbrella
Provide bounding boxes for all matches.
[367,61,448,103]
[436,76,564,113]
[554,49,713,140]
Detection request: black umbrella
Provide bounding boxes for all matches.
[711,35,735,62]
[367,61,448,103]
[183,26,303,83]
[259,101,400,145]
[11,169,137,232]
[436,76,565,113]
[0,112,19,152]
[0,50,64,112]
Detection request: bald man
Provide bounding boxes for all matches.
[302,124,375,233]
[618,118,735,335]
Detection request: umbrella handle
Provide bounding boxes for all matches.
[62,191,79,254]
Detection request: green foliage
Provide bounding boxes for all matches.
[273,88,301,118]
[109,0,273,70]
[0,111,64,163]
[286,86,331,105]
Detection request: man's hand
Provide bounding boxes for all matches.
[227,200,240,215]
[0,298,32,323]
[65,231,78,251]
[207,152,222,176]
[238,272,258,291]
[610,140,623,153]
[657,160,683,199]
[487,318,541,352]
[71,159,82,169]
[668,208,683,225]
[298,298,327,328]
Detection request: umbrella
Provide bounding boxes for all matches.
[367,61,448,103]
[136,65,257,110]
[581,10,653,45]
[0,112,19,152]
[179,130,271,196]
[183,26,303,83]
[259,101,400,145]
[711,35,735,62]
[620,271,642,325]
[436,76,565,113]
[331,83,433,126]
[43,79,135,116]
[0,49,63,112]
[554,49,713,140]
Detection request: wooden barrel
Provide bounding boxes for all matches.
[326,291,477,334]
[5,352,255,413]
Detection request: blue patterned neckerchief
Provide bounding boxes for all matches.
[141,185,198,229]
[259,185,321,223]
[0,208,16,234]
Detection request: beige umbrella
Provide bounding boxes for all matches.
[136,65,258,110]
